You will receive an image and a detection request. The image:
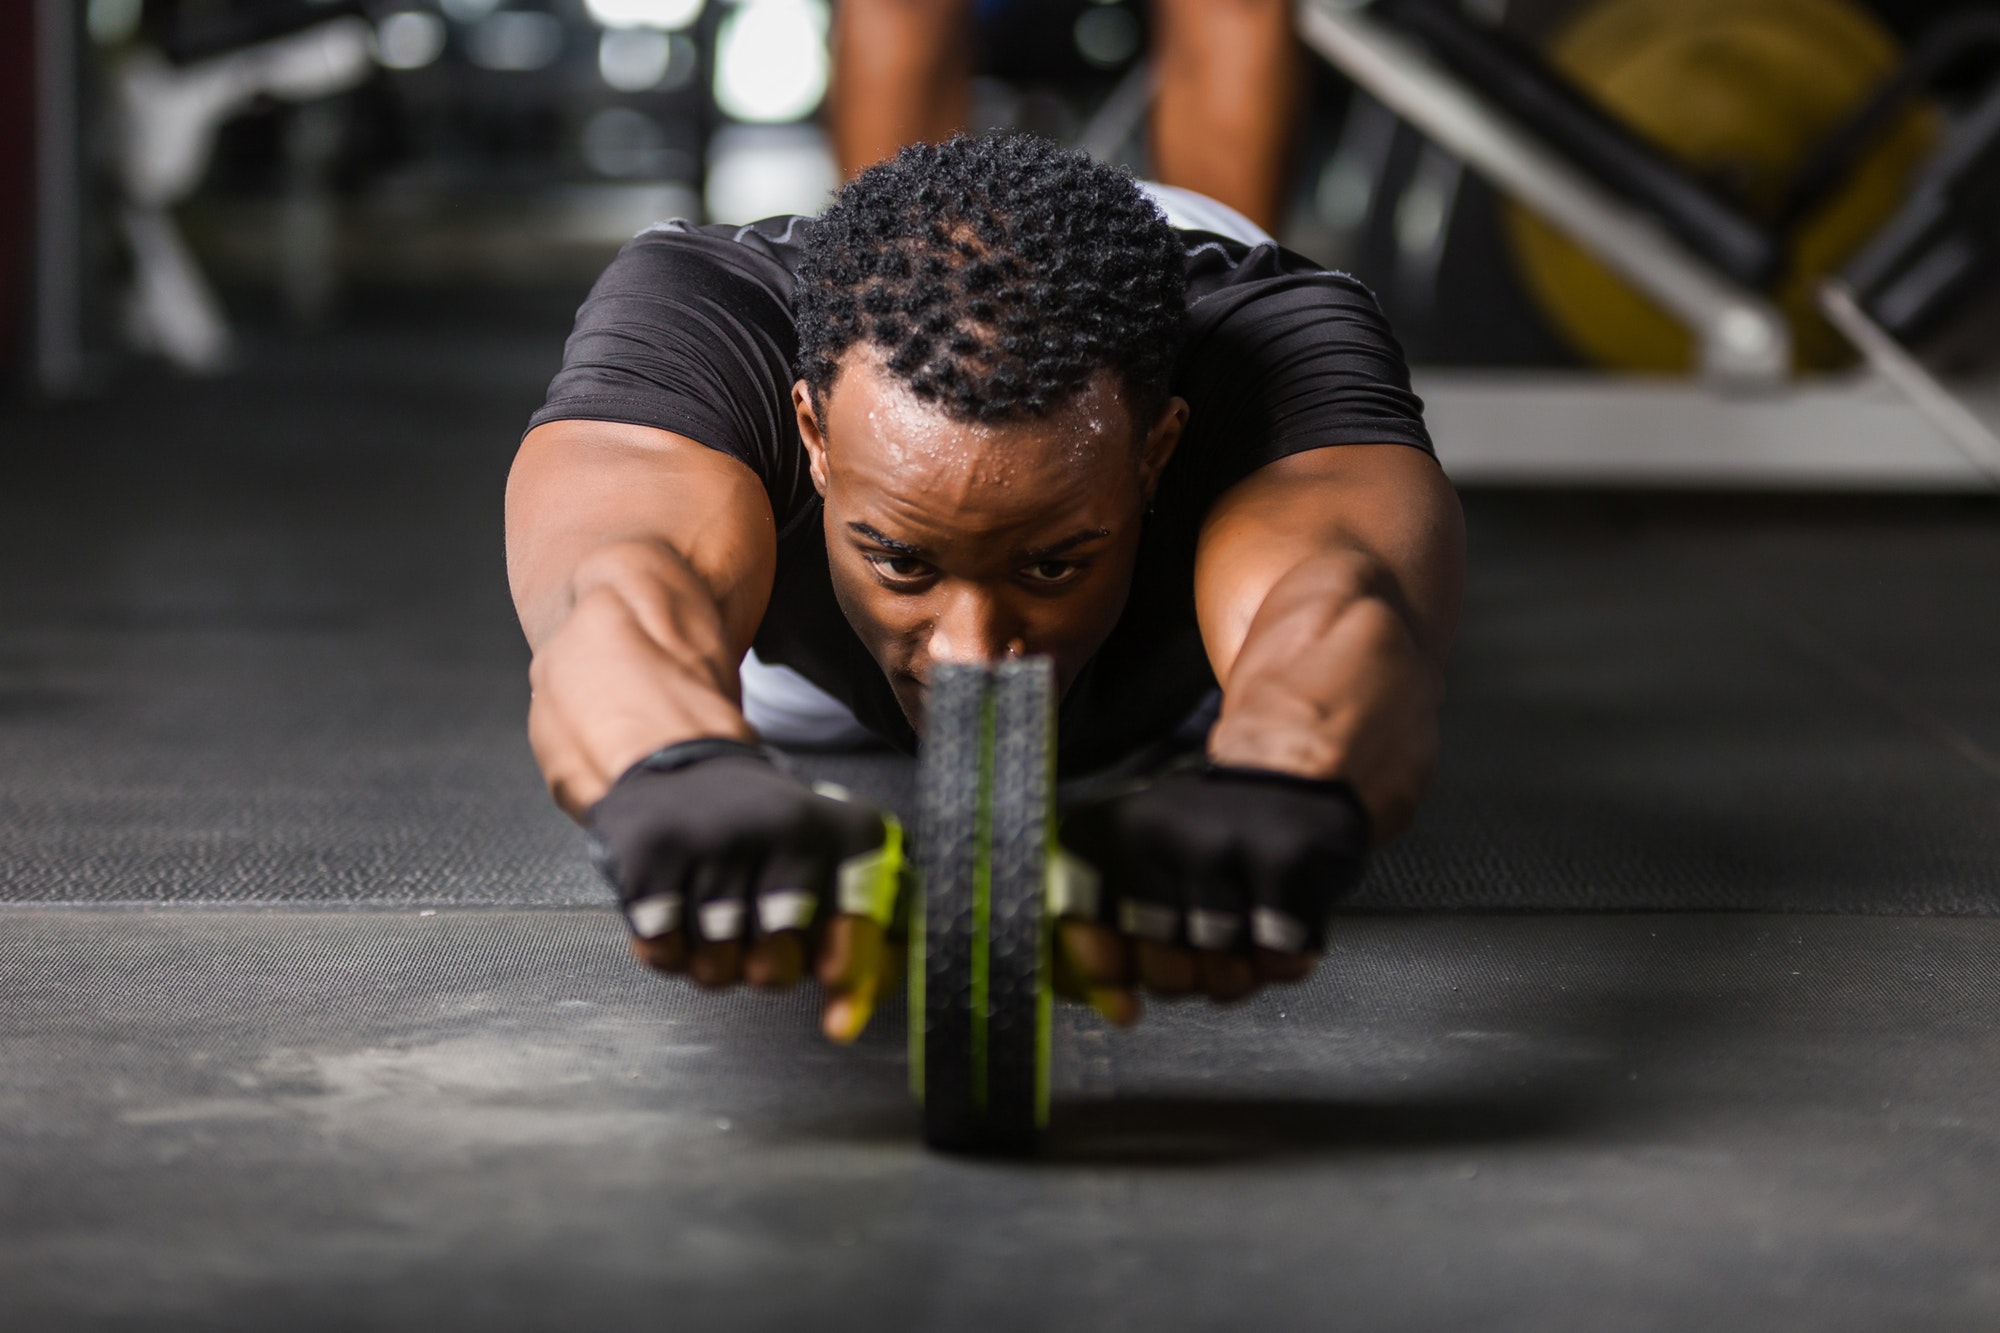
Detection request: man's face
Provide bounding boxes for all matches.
[793,349,1184,732]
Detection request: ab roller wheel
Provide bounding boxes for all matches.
[910,658,1056,1154]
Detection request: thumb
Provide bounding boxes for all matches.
[818,915,889,1044]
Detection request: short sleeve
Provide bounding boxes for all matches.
[1170,241,1433,502]
[527,221,820,534]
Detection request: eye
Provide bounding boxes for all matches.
[1021,559,1082,586]
[865,553,934,583]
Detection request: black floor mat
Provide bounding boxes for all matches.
[8,317,2000,1329]
[4,329,2000,912]
[4,907,1997,1330]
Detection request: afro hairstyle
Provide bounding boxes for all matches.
[794,133,1187,431]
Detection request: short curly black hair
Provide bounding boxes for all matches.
[795,134,1187,428]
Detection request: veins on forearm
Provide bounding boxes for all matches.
[1207,553,1439,782]
[568,540,742,698]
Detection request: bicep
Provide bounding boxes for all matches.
[1193,444,1466,684]
[505,419,778,652]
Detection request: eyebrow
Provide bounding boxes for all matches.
[847,522,927,556]
[1023,528,1112,560]
[846,523,1112,561]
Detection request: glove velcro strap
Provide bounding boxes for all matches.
[631,736,784,778]
[1202,764,1373,845]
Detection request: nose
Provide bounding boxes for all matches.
[925,585,1024,667]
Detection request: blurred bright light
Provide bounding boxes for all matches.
[714,0,830,124]
[376,12,448,71]
[439,0,502,22]
[86,0,143,45]
[582,107,695,178]
[1074,5,1140,69]
[559,184,703,244]
[660,35,698,90]
[599,29,669,90]
[585,0,704,30]
[468,11,564,71]
[705,124,838,222]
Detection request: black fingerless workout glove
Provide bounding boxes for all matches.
[586,738,901,944]
[1057,763,1372,955]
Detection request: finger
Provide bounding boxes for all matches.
[1055,920,1139,1027]
[689,939,743,988]
[1136,941,1199,997]
[753,847,822,939]
[744,930,806,990]
[688,857,750,949]
[743,847,817,991]
[1183,859,1246,954]
[1113,841,1189,979]
[1056,919,1130,992]
[1185,906,1244,953]
[818,915,887,1043]
[1254,947,1317,984]
[614,834,690,958]
[1087,984,1141,1027]
[1197,950,1258,1003]
[1058,919,1129,986]
[622,892,684,946]
[628,929,689,974]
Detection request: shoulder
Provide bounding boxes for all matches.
[532,215,828,531]
[1158,230,1432,494]
[588,215,818,305]
[1177,231,1386,325]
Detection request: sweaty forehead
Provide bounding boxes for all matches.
[818,350,1137,491]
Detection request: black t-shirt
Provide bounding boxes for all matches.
[531,216,1434,774]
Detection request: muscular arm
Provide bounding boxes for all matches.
[1196,443,1466,841]
[505,419,777,820]
[509,421,893,1024]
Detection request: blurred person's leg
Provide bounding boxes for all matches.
[1151,0,1303,234]
[830,0,974,178]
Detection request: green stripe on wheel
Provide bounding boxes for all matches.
[970,685,995,1112]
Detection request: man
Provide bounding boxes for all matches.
[506,135,1463,1043]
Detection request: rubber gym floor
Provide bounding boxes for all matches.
[6,301,2000,1331]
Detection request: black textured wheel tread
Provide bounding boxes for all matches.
[988,658,1053,1145]
[916,663,985,1150]
[913,658,1054,1154]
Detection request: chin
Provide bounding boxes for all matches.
[889,675,925,733]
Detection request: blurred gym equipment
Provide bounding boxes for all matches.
[112,4,374,371]
[1300,0,2000,486]
[1502,0,1931,376]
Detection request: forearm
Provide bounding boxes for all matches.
[505,422,779,818]
[1207,550,1443,840]
[526,540,756,820]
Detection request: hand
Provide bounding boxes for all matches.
[1055,764,1370,1023]
[587,741,902,1043]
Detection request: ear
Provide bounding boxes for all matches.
[1137,397,1189,505]
[792,380,829,497]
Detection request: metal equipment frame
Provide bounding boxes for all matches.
[1297,0,2000,490]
